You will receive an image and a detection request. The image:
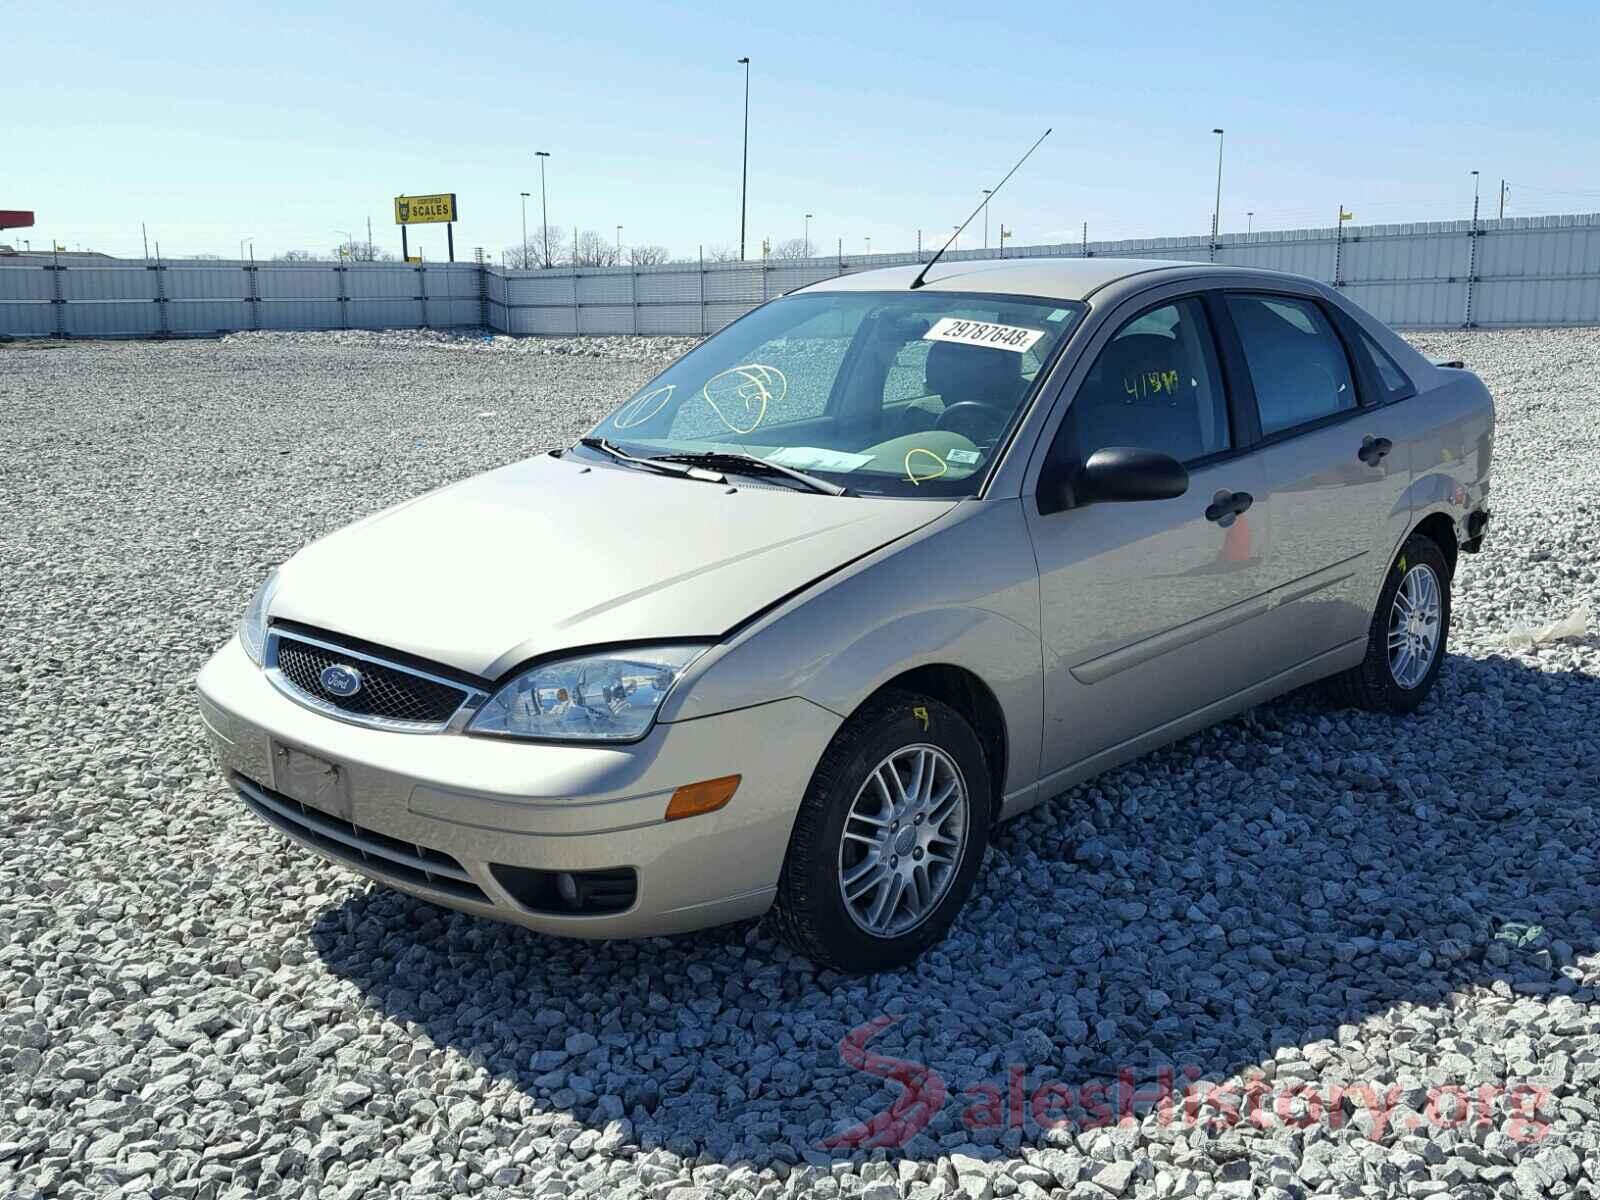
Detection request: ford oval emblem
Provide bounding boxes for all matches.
[320,663,363,698]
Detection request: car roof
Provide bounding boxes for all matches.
[800,256,1291,303]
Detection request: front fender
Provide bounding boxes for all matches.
[661,499,1045,798]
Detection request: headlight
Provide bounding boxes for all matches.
[239,568,280,666]
[468,645,706,742]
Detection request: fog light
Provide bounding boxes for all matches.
[555,872,580,906]
[664,774,741,821]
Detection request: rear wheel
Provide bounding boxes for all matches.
[769,691,991,973]
[1328,532,1451,714]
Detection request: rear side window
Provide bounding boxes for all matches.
[1355,329,1414,399]
[1226,294,1356,436]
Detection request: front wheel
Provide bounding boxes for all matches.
[769,691,992,973]
[1328,532,1451,714]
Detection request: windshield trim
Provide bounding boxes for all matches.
[586,289,1089,500]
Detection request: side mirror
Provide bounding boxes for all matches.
[1077,447,1189,503]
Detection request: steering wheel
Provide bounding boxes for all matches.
[935,400,1007,443]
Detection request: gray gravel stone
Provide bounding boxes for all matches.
[2,327,1597,1200]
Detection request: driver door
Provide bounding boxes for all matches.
[1024,294,1271,785]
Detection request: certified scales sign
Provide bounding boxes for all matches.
[393,193,458,225]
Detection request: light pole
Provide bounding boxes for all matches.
[737,56,750,261]
[865,236,871,256]
[239,237,252,261]
[1247,211,1254,234]
[1471,169,1481,208]
[982,189,992,249]
[335,230,354,261]
[519,193,530,267]
[616,225,623,263]
[804,213,813,256]
[535,152,551,267]
[1210,128,1225,257]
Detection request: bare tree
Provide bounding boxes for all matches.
[703,244,740,262]
[570,229,620,268]
[626,244,671,266]
[769,238,813,260]
[274,249,321,262]
[337,239,394,263]
[505,228,568,269]
[190,253,223,261]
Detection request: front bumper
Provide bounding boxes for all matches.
[196,636,841,937]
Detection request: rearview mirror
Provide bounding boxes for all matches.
[1077,447,1189,503]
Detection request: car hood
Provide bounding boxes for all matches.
[271,454,955,679]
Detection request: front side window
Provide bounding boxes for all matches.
[1227,294,1356,435]
[1059,297,1230,465]
[588,291,1084,497]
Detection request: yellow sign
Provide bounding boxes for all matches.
[405,255,422,263]
[1339,208,1355,222]
[394,193,457,225]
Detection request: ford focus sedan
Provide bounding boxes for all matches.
[197,257,1493,972]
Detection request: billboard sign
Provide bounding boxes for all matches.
[0,210,35,230]
[394,194,457,225]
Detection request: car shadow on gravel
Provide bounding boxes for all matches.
[308,650,1599,1167]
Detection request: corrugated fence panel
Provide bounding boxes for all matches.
[0,266,57,302]
[8,213,1600,337]
[257,300,342,331]
[165,267,249,301]
[66,301,162,338]
[0,302,57,335]
[256,267,340,300]
[169,300,252,333]
[63,265,159,301]
[349,299,422,329]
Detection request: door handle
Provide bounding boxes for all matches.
[1358,435,1392,466]
[1205,489,1254,526]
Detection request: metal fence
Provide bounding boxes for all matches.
[5,210,1600,339]
[0,258,484,339]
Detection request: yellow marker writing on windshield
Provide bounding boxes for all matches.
[904,448,948,485]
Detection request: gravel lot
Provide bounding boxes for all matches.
[2,327,1597,1200]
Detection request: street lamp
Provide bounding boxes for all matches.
[1210,128,1225,249]
[239,237,252,261]
[737,56,750,261]
[335,230,354,261]
[865,236,871,256]
[982,189,992,249]
[535,152,552,268]
[1247,210,1254,234]
[804,213,813,256]
[616,225,623,263]
[519,193,530,267]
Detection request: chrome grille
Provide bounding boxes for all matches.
[265,630,486,732]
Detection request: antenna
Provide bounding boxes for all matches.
[910,127,1051,290]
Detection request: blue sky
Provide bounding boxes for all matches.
[6,0,1599,260]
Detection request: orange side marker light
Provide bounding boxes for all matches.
[664,775,741,822]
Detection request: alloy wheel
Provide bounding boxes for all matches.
[837,744,969,938]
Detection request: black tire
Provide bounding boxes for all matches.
[1328,532,1451,714]
[768,690,992,973]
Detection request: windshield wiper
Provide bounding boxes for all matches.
[577,437,725,483]
[651,450,851,496]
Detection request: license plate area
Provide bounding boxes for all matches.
[271,742,352,822]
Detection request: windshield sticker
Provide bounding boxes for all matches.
[904,447,948,486]
[945,448,980,465]
[612,384,676,429]
[922,317,1045,354]
[1046,308,1070,322]
[701,364,786,435]
[766,446,874,472]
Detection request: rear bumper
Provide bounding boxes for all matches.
[196,636,840,937]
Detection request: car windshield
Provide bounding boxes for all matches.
[583,290,1085,497]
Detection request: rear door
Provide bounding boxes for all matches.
[1024,292,1270,784]
[1220,292,1413,657]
